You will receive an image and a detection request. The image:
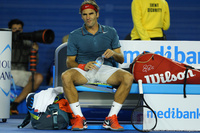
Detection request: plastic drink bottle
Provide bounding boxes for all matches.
[86,55,104,82]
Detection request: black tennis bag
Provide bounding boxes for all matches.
[18,94,72,130]
[31,103,70,130]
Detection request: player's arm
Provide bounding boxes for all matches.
[66,55,78,68]
[103,48,124,64]
[67,55,96,71]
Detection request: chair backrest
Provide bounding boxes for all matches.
[54,42,68,87]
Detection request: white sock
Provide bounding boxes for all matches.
[108,101,122,117]
[69,102,83,117]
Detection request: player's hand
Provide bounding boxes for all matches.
[103,49,114,59]
[85,61,96,71]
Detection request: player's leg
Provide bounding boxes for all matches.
[62,68,88,130]
[103,69,133,131]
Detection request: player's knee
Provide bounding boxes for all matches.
[123,72,134,85]
[61,71,68,82]
[61,70,73,83]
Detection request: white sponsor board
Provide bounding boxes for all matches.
[119,40,200,69]
[0,29,12,119]
[144,94,200,131]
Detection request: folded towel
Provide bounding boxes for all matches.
[32,86,63,113]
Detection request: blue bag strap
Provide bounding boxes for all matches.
[11,74,17,94]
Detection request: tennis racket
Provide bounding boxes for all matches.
[131,79,157,132]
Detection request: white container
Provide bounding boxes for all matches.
[0,29,12,121]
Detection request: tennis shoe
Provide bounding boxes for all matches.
[103,114,124,131]
[71,115,87,131]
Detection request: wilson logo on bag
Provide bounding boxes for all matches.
[130,52,200,84]
[144,70,196,84]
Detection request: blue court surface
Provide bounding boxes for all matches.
[0,114,198,133]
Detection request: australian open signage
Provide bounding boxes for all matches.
[0,44,11,97]
[0,29,12,118]
[119,41,200,69]
[0,45,11,81]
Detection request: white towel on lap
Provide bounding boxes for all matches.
[32,86,64,113]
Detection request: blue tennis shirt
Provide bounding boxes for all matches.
[67,24,121,66]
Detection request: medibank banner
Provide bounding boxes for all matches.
[144,94,200,131]
[119,40,200,69]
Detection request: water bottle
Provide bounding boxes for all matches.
[86,55,104,82]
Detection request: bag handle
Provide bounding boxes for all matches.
[136,54,154,64]
[130,52,154,74]
[52,109,59,129]
[11,74,17,94]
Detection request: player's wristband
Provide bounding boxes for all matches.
[78,64,86,71]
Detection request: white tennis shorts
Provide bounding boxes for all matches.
[72,65,121,83]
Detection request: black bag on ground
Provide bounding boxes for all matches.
[18,93,71,130]
[31,103,70,130]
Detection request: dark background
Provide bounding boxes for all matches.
[0,0,200,85]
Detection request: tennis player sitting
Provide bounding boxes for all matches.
[61,0,134,131]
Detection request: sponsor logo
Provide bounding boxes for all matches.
[147,108,200,119]
[123,46,200,65]
[83,120,87,126]
[104,120,110,125]
[144,70,195,83]
[143,64,154,72]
